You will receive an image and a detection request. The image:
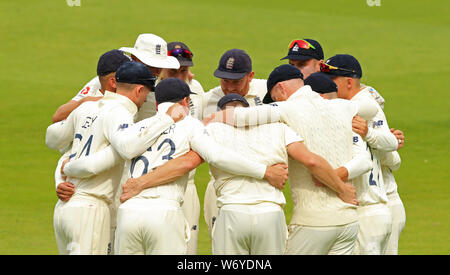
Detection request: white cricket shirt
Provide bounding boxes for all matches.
[126,102,267,205]
[71,76,103,101]
[206,121,303,208]
[46,92,176,204]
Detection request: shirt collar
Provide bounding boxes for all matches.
[102,91,138,115]
[287,84,317,101]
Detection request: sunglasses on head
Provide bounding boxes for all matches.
[168,48,193,59]
[289,39,316,50]
[319,62,357,74]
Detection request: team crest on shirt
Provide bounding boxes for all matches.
[254,96,263,106]
[226,57,235,70]
[117,124,129,131]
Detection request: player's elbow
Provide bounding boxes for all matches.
[182,151,203,171]
[52,112,62,123]
[45,130,60,150]
[303,155,320,170]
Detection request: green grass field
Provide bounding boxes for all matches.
[0,0,449,255]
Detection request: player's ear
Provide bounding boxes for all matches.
[247,71,255,82]
[347,77,353,90]
[109,76,117,91]
[134,85,143,98]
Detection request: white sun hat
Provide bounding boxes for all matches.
[120,34,180,69]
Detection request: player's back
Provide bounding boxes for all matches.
[128,113,197,203]
[67,99,124,204]
[206,122,290,208]
[276,86,358,226]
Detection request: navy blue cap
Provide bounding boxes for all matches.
[323,54,362,78]
[155,77,196,103]
[264,64,304,104]
[217,93,249,110]
[115,61,157,91]
[214,49,252,80]
[97,49,131,76]
[304,72,338,94]
[281,39,324,61]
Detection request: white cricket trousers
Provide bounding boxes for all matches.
[212,203,288,255]
[182,176,200,255]
[114,197,190,255]
[285,221,359,255]
[203,173,218,238]
[354,203,393,255]
[53,194,110,255]
[385,192,406,254]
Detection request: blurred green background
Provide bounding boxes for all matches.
[0,0,449,254]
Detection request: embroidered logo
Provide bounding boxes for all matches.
[226,57,235,70]
[117,124,129,131]
[292,44,299,52]
[155,44,161,55]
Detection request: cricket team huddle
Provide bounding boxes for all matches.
[45,33,406,255]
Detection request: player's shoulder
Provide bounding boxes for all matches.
[250,78,268,96]
[72,76,101,101]
[189,79,205,95]
[361,84,385,109]
[250,78,267,87]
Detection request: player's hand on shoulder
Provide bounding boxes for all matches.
[166,103,189,123]
[264,163,288,190]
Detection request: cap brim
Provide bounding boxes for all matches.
[213,69,248,80]
[179,59,194,67]
[280,54,315,61]
[262,91,274,104]
[120,47,180,69]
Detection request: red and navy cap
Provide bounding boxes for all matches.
[281,39,324,61]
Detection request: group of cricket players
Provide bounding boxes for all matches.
[45,33,406,255]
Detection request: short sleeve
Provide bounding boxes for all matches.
[282,124,303,146]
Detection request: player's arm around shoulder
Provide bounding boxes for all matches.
[342,133,373,180]
[380,150,402,171]
[52,76,102,123]
[45,107,79,151]
[286,141,358,205]
[364,104,398,152]
[63,144,123,178]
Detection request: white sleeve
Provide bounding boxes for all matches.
[45,111,76,151]
[233,104,281,127]
[191,120,266,179]
[344,133,373,180]
[105,107,175,160]
[283,124,303,146]
[54,151,72,189]
[63,145,123,178]
[380,151,401,171]
[365,105,398,152]
[350,98,379,121]
[71,76,101,101]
